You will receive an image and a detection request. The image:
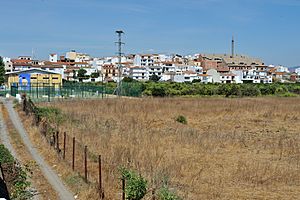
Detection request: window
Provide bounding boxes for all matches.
[52,77,58,80]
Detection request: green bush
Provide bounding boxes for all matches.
[121,168,148,200]
[0,144,14,164]
[0,145,34,199]
[36,107,65,125]
[176,115,187,124]
[241,85,261,96]
[158,186,181,200]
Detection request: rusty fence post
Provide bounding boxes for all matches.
[152,188,156,200]
[52,132,56,147]
[63,132,66,160]
[56,131,60,153]
[84,145,88,183]
[122,177,125,200]
[72,137,75,171]
[23,97,26,112]
[98,155,104,199]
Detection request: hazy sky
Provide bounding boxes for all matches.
[0,0,299,66]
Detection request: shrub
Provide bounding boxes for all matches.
[241,85,261,96]
[158,186,181,200]
[149,74,160,82]
[0,145,34,199]
[0,144,14,164]
[120,168,148,200]
[151,85,167,97]
[123,77,136,82]
[36,107,65,125]
[176,115,187,124]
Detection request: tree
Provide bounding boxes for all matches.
[123,77,135,82]
[91,72,100,78]
[77,68,87,82]
[149,74,160,82]
[0,56,5,85]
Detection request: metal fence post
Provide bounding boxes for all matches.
[72,137,75,171]
[36,83,38,99]
[63,132,66,160]
[84,146,88,183]
[122,177,125,200]
[98,155,104,199]
[56,131,59,153]
[152,188,156,200]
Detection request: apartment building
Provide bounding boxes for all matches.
[133,54,154,67]
[129,66,149,81]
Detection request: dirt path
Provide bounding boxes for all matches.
[0,102,18,158]
[1,99,74,200]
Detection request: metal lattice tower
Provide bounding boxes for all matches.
[231,36,234,58]
[115,30,124,97]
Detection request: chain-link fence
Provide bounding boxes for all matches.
[8,82,144,102]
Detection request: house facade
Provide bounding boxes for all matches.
[6,68,62,88]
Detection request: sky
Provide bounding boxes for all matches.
[0,0,299,66]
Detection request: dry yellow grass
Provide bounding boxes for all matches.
[37,97,300,200]
[16,106,95,199]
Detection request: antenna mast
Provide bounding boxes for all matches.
[115,30,124,97]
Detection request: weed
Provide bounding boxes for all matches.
[176,115,187,124]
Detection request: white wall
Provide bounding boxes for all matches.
[295,68,300,75]
[207,69,221,83]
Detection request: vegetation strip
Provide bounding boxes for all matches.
[0,103,35,199]
[1,102,58,200]
[2,99,75,199]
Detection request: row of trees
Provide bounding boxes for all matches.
[141,82,300,97]
[63,78,300,98]
[0,56,5,86]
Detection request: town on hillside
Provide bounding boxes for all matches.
[2,50,300,89]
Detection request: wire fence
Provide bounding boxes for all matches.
[8,82,144,102]
[22,97,156,199]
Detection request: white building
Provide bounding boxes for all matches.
[174,71,198,83]
[207,69,221,83]
[133,54,154,67]
[197,74,213,83]
[3,57,13,73]
[49,54,58,62]
[129,66,149,81]
[148,66,163,79]
[161,72,175,82]
[220,73,237,84]
[274,65,289,73]
[295,67,300,75]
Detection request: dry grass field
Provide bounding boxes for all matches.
[38,97,300,200]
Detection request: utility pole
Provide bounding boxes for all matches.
[231,36,234,58]
[115,30,124,97]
